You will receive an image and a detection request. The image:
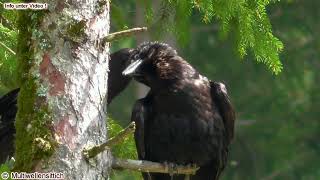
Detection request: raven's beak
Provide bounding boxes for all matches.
[122,59,143,76]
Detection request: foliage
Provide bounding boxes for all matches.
[107,117,141,180]
[0,0,19,93]
[0,158,15,180]
[0,24,17,92]
[107,117,137,159]
[133,0,283,74]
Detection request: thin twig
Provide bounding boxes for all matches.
[112,157,199,175]
[106,121,136,147]
[83,122,136,159]
[103,27,147,43]
[0,41,16,55]
[236,119,257,126]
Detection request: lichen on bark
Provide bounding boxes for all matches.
[14,9,55,171]
[14,0,111,177]
[66,19,86,43]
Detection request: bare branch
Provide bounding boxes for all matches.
[83,119,199,175]
[83,122,136,159]
[103,27,147,43]
[112,157,199,175]
[236,119,257,127]
[106,121,136,147]
[0,41,16,55]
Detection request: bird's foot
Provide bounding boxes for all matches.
[164,161,177,177]
[182,163,197,180]
[186,163,198,175]
[191,163,197,170]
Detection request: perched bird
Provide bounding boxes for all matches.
[0,48,134,163]
[123,42,236,180]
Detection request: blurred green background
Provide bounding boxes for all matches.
[1,0,319,179]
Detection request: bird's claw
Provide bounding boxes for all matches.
[192,163,197,169]
[185,163,198,175]
[164,161,177,177]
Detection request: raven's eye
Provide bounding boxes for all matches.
[134,54,139,60]
[139,53,146,59]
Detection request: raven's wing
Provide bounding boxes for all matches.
[210,81,235,144]
[0,88,19,115]
[0,88,19,163]
[0,88,19,137]
[131,93,152,160]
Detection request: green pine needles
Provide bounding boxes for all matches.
[144,0,284,74]
[0,0,284,93]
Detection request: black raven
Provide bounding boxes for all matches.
[123,42,236,180]
[107,48,134,104]
[0,48,134,163]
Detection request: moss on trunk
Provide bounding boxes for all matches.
[14,9,55,171]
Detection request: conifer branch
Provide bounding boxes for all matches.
[0,41,16,55]
[83,122,136,159]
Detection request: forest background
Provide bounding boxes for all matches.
[0,0,319,179]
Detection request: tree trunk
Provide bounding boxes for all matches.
[14,0,111,179]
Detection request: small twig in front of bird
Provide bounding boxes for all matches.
[112,157,199,175]
[83,121,136,159]
[103,27,147,43]
[0,41,16,55]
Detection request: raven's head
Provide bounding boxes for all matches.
[122,42,182,88]
[107,48,134,104]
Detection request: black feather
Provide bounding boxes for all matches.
[0,88,19,163]
[125,42,236,180]
[107,48,134,104]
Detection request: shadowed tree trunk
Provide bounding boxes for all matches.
[14,0,111,178]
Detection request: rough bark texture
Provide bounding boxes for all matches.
[15,0,111,179]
